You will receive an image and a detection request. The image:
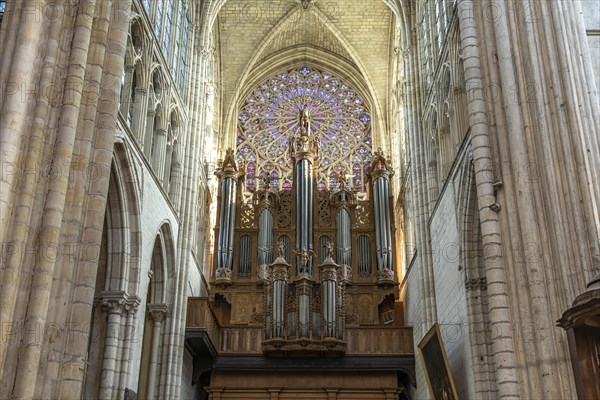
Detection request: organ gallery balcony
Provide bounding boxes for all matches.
[185,297,414,357]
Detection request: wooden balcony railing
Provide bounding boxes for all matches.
[346,326,414,355]
[186,297,221,349]
[186,297,414,356]
[220,327,263,354]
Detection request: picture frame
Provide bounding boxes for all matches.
[417,323,459,400]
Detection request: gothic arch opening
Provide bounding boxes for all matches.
[138,232,170,400]
[83,150,142,400]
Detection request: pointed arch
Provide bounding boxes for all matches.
[223,4,386,151]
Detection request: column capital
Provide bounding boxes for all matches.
[147,303,169,323]
[101,291,129,315]
[126,295,142,314]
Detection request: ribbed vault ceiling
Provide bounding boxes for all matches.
[216,0,395,150]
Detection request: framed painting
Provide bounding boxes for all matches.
[417,323,459,400]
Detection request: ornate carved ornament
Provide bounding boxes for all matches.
[368,149,395,181]
[377,268,396,283]
[215,267,233,280]
[100,291,129,315]
[465,277,487,292]
[277,191,293,228]
[147,303,169,323]
[271,264,289,281]
[239,204,255,229]
[353,200,372,228]
[215,148,242,179]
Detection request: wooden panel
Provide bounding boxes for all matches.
[346,326,413,355]
[220,327,263,354]
[186,297,221,348]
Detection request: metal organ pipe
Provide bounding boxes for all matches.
[323,280,336,337]
[272,278,286,338]
[296,158,314,275]
[216,175,238,271]
[336,209,352,267]
[258,209,274,266]
[374,177,392,271]
[226,179,237,268]
[217,178,227,269]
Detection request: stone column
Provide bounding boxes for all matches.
[117,296,140,400]
[456,2,519,397]
[152,128,168,183]
[168,148,182,210]
[146,303,168,400]
[119,65,134,117]
[99,293,128,400]
[144,108,156,157]
[163,134,174,189]
[131,87,148,141]
[0,0,50,247]
[162,25,202,399]
[426,139,439,212]
[58,1,133,398]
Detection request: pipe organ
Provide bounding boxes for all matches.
[212,140,399,354]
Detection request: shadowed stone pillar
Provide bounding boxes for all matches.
[143,109,155,156]
[131,87,148,140]
[152,128,168,183]
[118,296,141,400]
[99,292,128,400]
[146,303,168,400]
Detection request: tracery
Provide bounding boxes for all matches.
[236,66,373,198]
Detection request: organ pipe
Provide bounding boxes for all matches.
[215,149,241,281]
[370,151,395,284]
[258,209,274,266]
[336,209,352,267]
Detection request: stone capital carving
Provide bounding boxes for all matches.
[147,303,169,323]
[101,291,129,315]
[126,295,142,314]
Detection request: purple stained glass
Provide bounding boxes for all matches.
[237,66,372,193]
